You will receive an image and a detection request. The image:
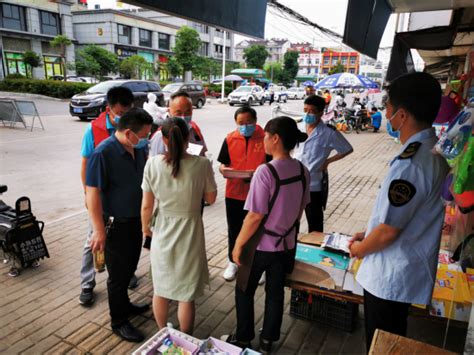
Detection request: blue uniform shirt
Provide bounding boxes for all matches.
[86,134,148,218]
[356,128,449,305]
[80,113,115,158]
[295,122,353,191]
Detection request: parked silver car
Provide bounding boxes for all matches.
[228,85,265,106]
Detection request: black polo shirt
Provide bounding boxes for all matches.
[86,134,147,218]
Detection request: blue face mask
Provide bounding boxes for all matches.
[130,132,148,149]
[303,113,317,124]
[238,124,256,137]
[114,115,120,124]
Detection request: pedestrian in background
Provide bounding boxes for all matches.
[295,95,353,233]
[141,117,217,335]
[218,106,268,283]
[78,87,138,307]
[349,72,449,351]
[87,108,153,342]
[223,116,310,353]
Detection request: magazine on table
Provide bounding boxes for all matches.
[321,232,353,255]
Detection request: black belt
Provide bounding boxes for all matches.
[103,216,141,224]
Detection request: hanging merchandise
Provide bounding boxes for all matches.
[452,136,474,214]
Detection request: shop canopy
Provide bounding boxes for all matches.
[230,69,266,78]
[343,0,474,59]
[296,75,317,81]
[124,0,266,38]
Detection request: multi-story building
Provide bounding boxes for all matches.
[320,49,360,76]
[291,42,321,81]
[235,38,291,66]
[72,8,178,80]
[0,0,76,80]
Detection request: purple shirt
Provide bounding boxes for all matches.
[245,158,311,252]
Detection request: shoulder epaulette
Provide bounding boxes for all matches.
[398,142,421,160]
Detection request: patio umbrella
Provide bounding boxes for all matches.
[224,74,244,81]
[315,73,379,89]
[303,80,316,87]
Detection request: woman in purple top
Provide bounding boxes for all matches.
[222,116,311,352]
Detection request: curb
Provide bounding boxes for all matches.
[0,91,68,102]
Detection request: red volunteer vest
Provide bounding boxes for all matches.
[91,110,112,148]
[226,125,266,200]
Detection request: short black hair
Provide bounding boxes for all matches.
[170,90,191,101]
[304,95,326,112]
[234,106,257,121]
[107,86,134,107]
[117,107,153,133]
[264,116,307,152]
[371,107,378,112]
[387,72,441,125]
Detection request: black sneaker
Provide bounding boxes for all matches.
[259,336,273,353]
[128,274,139,290]
[112,321,145,343]
[220,334,251,349]
[79,288,95,306]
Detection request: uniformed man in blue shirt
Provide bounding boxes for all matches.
[295,95,353,232]
[86,108,153,343]
[349,72,449,351]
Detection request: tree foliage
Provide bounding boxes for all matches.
[22,51,42,79]
[166,56,182,79]
[50,35,73,81]
[75,45,118,79]
[194,57,220,83]
[173,26,201,76]
[328,61,345,75]
[243,45,268,69]
[119,55,152,79]
[280,51,299,84]
[264,62,282,83]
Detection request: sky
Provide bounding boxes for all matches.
[235,0,398,63]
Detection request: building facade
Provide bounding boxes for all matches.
[235,38,291,66]
[0,0,76,80]
[320,50,360,76]
[291,42,321,81]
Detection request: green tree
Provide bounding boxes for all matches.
[264,62,282,83]
[243,45,268,69]
[173,26,201,77]
[75,45,118,79]
[225,61,241,75]
[166,56,182,79]
[22,51,42,79]
[279,51,299,85]
[50,35,72,81]
[119,55,152,79]
[329,61,345,75]
[194,57,220,83]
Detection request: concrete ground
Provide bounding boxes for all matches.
[0,97,467,354]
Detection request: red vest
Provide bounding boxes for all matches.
[226,125,266,200]
[91,110,112,148]
[190,121,204,142]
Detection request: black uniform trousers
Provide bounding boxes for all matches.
[363,289,410,352]
[235,251,292,342]
[104,218,142,327]
[225,198,248,261]
[305,191,324,232]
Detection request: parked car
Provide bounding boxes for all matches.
[228,85,265,106]
[287,87,306,100]
[264,85,288,103]
[162,81,206,108]
[69,80,164,121]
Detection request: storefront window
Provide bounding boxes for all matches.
[0,3,27,31]
[350,56,357,65]
[158,33,170,50]
[118,24,131,45]
[40,11,60,36]
[323,57,329,65]
[5,52,26,76]
[139,29,151,48]
[43,56,63,78]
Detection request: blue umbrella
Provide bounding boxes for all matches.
[315,73,379,89]
[303,80,316,87]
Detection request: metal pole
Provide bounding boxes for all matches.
[220,31,226,103]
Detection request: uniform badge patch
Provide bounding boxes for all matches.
[388,179,416,206]
[399,142,421,159]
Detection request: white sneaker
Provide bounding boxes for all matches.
[258,272,266,285]
[223,262,238,281]
[166,322,174,329]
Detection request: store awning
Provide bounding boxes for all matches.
[296,75,317,81]
[123,0,267,38]
[231,69,266,77]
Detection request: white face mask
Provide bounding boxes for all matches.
[387,110,406,132]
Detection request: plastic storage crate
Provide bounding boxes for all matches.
[290,289,358,332]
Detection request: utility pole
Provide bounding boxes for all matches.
[220,30,226,103]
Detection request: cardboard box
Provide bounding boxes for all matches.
[132,328,203,355]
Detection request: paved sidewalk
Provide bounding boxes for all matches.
[0,131,467,354]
